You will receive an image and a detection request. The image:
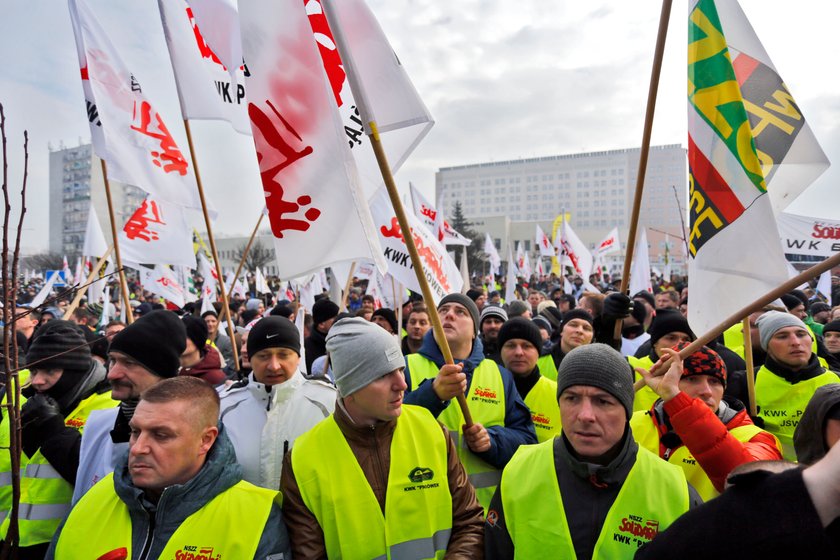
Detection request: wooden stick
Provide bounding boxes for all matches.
[183,120,239,370]
[339,262,357,312]
[742,317,757,417]
[634,251,840,391]
[63,246,114,320]
[228,212,265,302]
[615,0,673,342]
[100,160,134,324]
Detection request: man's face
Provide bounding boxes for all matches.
[788,304,807,321]
[240,331,251,368]
[654,332,692,357]
[489,294,501,305]
[813,310,830,325]
[250,347,299,386]
[655,293,677,310]
[560,385,626,461]
[481,317,505,342]
[317,317,336,334]
[346,369,407,424]
[128,400,216,495]
[679,374,724,412]
[824,331,840,354]
[558,299,572,312]
[362,299,375,312]
[14,308,38,335]
[204,315,219,337]
[30,368,63,393]
[474,294,487,311]
[560,319,593,353]
[107,351,161,401]
[767,326,813,369]
[438,302,475,346]
[105,324,126,341]
[500,339,539,376]
[578,296,595,316]
[407,312,431,341]
[527,292,542,309]
[371,315,394,334]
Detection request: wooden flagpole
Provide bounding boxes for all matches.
[182,120,239,370]
[634,251,840,391]
[321,0,472,426]
[63,245,114,320]
[228,212,265,301]
[340,262,357,312]
[615,0,673,342]
[100,160,134,324]
[742,317,758,417]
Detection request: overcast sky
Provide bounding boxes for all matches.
[2,0,838,253]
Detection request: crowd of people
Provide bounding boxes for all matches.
[1,267,839,558]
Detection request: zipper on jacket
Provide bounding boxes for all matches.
[138,507,156,560]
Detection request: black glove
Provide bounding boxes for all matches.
[603,292,633,319]
[21,394,65,452]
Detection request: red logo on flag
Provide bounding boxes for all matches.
[124,200,165,242]
[130,100,189,176]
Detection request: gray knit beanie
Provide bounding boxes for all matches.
[326,317,406,397]
[556,343,634,419]
[756,310,810,351]
[438,293,480,334]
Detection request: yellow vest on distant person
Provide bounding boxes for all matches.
[523,376,561,443]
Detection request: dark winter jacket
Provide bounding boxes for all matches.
[304,327,328,375]
[179,344,226,386]
[48,426,290,559]
[794,383,840,465]
[404,330,537,469]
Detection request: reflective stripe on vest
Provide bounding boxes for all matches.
[630,410,777,501]
[54,473,277,559]
[293,405,453,559]
[501,440,690,559]
[407,355,506,511]
[755,366,839,461]
[0,390,118,546]
[523,376,561,443]
[628,356,660,412]
[536,354,558,382]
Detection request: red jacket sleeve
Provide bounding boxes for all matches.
[663,391,782,493]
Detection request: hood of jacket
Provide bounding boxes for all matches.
[180,345,225,384]
[113,423,243,522]
[794,383,840,465]
[417,329,485,373]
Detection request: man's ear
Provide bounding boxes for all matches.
[199,426,219,456]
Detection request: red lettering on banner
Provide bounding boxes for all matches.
[130,101,189,176]
[618,517,660,541]
[421,206,436,220]
[249,100,321,238]
[124,200,165,242]
[812,223,840,240]
[380,218,452,292]
[305,0,346,107]
[186,7,225,68]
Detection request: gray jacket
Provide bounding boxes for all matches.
[49,426,290,559]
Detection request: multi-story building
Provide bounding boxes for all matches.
[436,144,688,274]
[49,143,146,256]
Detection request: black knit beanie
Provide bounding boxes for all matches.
[823,320,840,335]
[561,308,594,328]
[25,320,91,372]
[371,308,399,333]
[182,314,209,352]
[247,316,301,357]
[109,310,186,378]
[438,293,480,334]
[556,343,635,419]
[648,309,695,346]
[498,318,543,353]
[312,299,340,325]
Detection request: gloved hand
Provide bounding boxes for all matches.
[21,394,65,450]
[603,292,633,319]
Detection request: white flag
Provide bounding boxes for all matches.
[409,184,471,247]
[561,221,594,281]
[535,225,554,257]
[198,252,218,302]
[117,196,196,267]
[505,246,517,303]
[157,0,250,133]
[62,256,74,285]
[628,228,653,296]
[817,270,832,307]
[459,247,470,293]
[30,273,60,309]
[484,233,501,277]
[255,267,270,294]
[369,187,462,304]
[595,227,621,257]
[138,264,187,307]
[98,285,111,327]
[82,204,108,257]
[239,0,386,280]
[68,0,202,209]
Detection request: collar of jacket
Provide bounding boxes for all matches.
[763,353,825,384]
[652,395,742,435]
[557,427,637,486]
[417,329,485,373]
[113,424,243,523]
